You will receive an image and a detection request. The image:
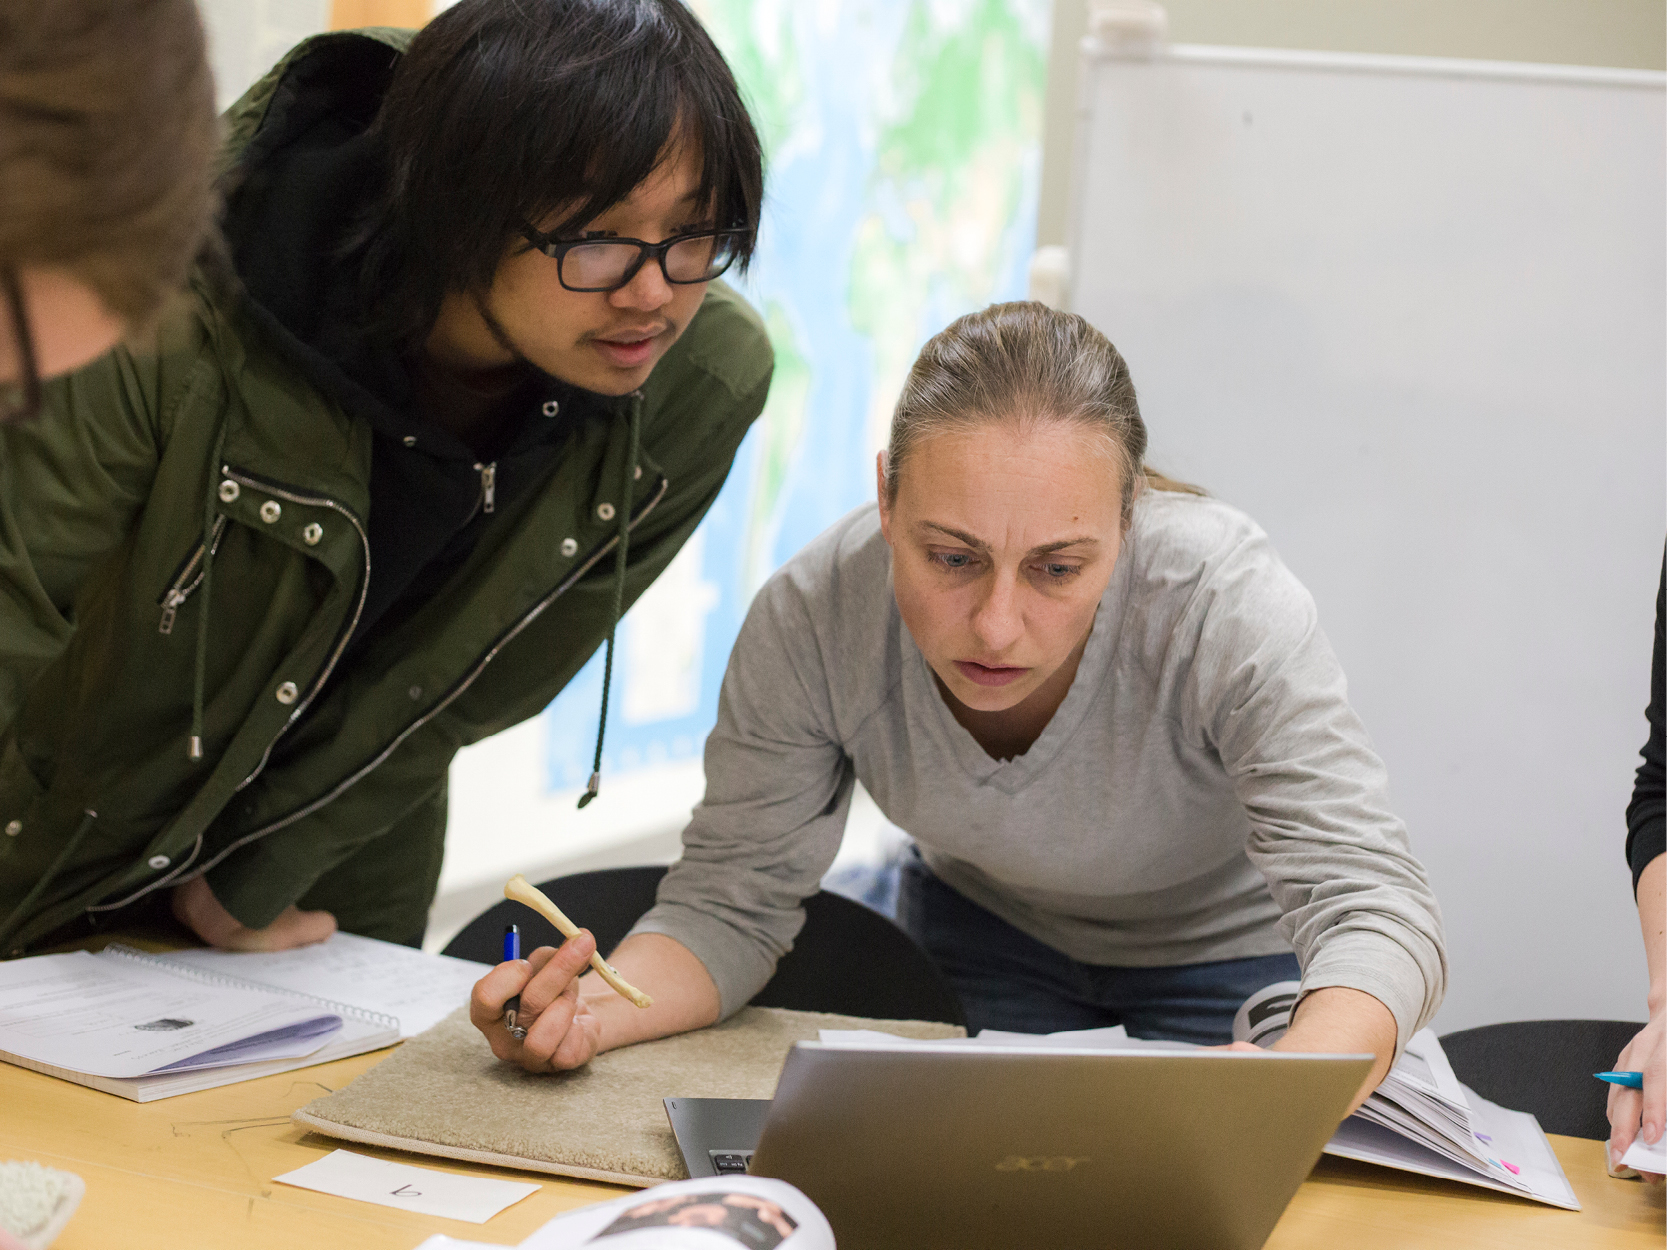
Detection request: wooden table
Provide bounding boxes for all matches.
[2,1048,1660,1249]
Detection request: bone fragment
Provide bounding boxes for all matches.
[503,873,654,1008]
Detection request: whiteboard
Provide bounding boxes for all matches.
[1065,41,1666,1033]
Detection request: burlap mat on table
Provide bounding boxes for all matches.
[293,1005,964,1187]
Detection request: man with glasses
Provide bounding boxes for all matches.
[0,0,772,959]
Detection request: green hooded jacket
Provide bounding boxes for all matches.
[0,29,772,955]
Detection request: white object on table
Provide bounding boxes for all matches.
[1620,1133,1667,1175]
[0,1161,85,1250]
[273,1150,538,1224]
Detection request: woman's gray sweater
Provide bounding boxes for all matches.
[631,491,1447,1046]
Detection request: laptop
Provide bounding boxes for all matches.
[666,1041,1370,1250]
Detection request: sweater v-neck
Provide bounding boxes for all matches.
[902,541,1135,795]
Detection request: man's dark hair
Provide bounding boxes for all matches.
[358,0,765,347]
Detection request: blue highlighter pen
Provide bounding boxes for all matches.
[1595,1070,1644,1089]
[502,924,527,1041]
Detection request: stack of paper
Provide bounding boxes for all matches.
[1231,982,1579,1209]
[0,934,490,1101]
[1327,1029,1579,1209]
[1343,1033,1545,1194]
[0,948,386,1100]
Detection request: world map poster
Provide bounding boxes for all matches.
[541,0,1052,793]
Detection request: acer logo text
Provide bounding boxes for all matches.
[994,1156,1091,1172]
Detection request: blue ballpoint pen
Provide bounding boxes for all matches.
[503,924,527,1041]
[1595,1070,1644,1089]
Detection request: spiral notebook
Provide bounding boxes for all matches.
[0,944,399,1102]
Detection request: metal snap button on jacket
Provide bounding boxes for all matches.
[3,820,18,837]
[302,523,323,545]
[597,502,615,521]
[260,500,282,523]
[148,855,170,870]
[218,480,240,502]
[542,400,560,417]
[560,537,578,557]
[275,681,299,705]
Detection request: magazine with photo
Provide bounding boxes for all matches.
[413,1177,832,1250]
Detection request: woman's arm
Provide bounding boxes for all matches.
[1609,557,1664,1172]
[467,526,874,1071]
[1184,524,1447,1079]
[1271,986,1398,1114]
[1607,853,1664,1173]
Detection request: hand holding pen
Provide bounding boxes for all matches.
[469,921,603,1073]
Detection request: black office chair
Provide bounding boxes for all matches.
[443,864,966,1027]
[1438,1018,1645,1140]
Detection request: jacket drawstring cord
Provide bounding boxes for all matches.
[188,445,227,762]
[0,808,97,953]
[578,393,643,810]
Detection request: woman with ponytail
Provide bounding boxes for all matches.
[477,302,1444,1114]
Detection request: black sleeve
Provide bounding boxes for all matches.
[1626,548,1666,893]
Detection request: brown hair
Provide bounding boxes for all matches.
[884,301,1202,528]
[0,0,218,327]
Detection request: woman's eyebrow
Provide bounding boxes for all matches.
[919,521,989,550]
[1029,537,1101,556]
[918,521,1099,556]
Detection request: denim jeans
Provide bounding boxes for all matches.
[895,851,1300,1044]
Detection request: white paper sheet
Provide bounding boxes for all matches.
[273,1150,539,1224]
[1621,1133,1667,1174]
[160,932,489,1038]
[0,952,339,1078]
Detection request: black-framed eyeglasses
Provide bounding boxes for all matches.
[520,226,747,293]
[0,268,41,425]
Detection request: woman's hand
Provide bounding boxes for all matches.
[469,931,721,1072]
[1205,987,1397,1117]
[1607,1010,1665,1179]
[171,875,336,951]
[470,930,603,1073]
[1270,986,1398,1115]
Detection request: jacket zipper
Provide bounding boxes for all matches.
[157,516,229,634]
[86,467,373,917]
[183,474,669,881]
[475,462,496,514]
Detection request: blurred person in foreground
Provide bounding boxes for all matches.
[1608,554,1664,1180]
[0,0,770,958]
[0,0,216,419]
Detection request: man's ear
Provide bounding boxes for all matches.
[876,451,893,544]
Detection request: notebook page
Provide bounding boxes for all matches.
[159,932,488,1038]
[0,952,339,1078]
